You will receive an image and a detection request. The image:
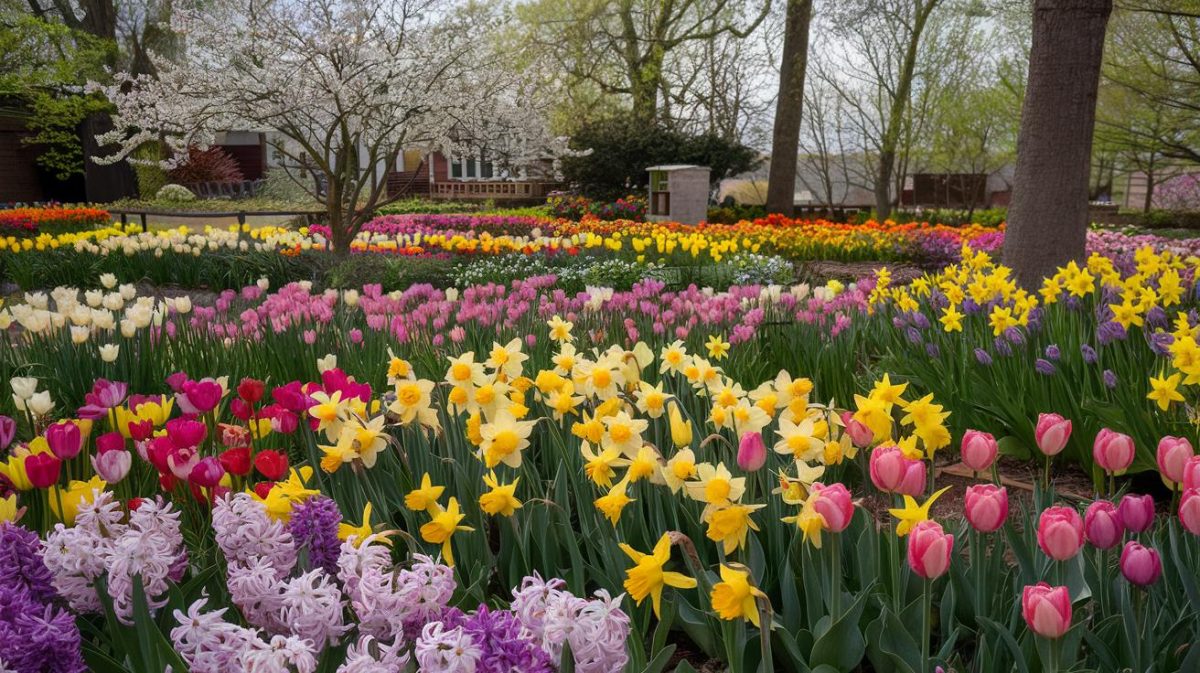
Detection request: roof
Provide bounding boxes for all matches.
[646,164,709,172]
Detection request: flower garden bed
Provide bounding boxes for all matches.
[0,216,1198,672]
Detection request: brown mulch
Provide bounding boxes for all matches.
[796,260,926,285]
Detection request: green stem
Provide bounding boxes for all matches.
[830,532,842,621]
[922,578,933,669]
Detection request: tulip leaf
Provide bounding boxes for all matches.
[996,435,1031,460]
[809,589,869,672]
[977,617,1031,673]
[639,644,676,673]
[864,609,920,673]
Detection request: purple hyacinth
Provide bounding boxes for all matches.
[0,523,56,604]
[1004,326,1025,346]
[1145,306,1167,331]
[457,605,554,673]
[288,496,343,575]
[1080,343,1098,364]
[974,348,993,366]
[1103,370,1118,389]
[1148,331,1174,357]
[1026,307,1044,332]
[905,326,922,345]
[1044,344,1061,361]
[911,312,930,330]
[994,337,1013,358]
[1035,359,1057,376]
[925,342,940,359]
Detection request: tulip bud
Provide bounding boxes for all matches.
[810,482,854,533]
[961,429,998,473]
[45,421,83,460]
[1119,541,1162,586]
[736,431,766,472]
[92,449,131,483]
[1022,583,1072,639]
[1037,505,1084,561]
[1180,488,1200,535]
[0,415,14,449]
[839,411,874,448]
[1093,428,1135,475]
[1083,500,1124,549]
[964,484,1008,533]
[669,404,693,449]
[1035,413,1072,456]
[1156,436,1193,486]
[907,520,954,579]
[1118,494,1155,534]
[25,453,62,489]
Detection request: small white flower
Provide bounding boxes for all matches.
[257,277,270,291]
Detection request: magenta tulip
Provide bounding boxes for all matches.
[1157,436,1194,486]
[1180,488,1200,535]
[960,429,998,473]
[810,482,854,533]
[44,421,82,460]
[188,456,226,488]
[165,418,207,449]
[0,415,14,449]
[1083,500,1124,549]
[1022,583,1072,639]
[1093,428,1135,475]
[1035,413,1072,456]
[179,377,223,414]
[907,520,954,579]
[1118,494,1155,534]
[95,432,125,454]
[1037,506,1084,561]
[25,453,62,489]
[91,449,131,483]
[964,484,1008,533]
[736,431,767,472]
[1119,541,1162,586]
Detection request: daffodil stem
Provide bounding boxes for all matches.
[922,578,933,670]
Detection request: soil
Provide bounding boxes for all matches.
[795,260,926,285]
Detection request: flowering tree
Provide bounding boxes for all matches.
[90,0,566,253]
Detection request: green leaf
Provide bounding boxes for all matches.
[809,589,869,672]
[639,644,676,673]
[996,435,1032,460]
[977,617,1031,673]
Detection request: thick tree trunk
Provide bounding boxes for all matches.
[1143,166,1155,213]
[1003,0,1112,288]
[765,0,814,216]
[81,112,138,202]
[875,150,895,220]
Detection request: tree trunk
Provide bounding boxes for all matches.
[1004,0,1112,288]
[81,112,138,202]
[1143,165,1155,213]
[875,149,895,221]
[765,0,814,217]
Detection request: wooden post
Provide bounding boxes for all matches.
[139,212,147,233]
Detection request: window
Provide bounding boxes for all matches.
[449,154,498,180]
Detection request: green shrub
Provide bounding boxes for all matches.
[156,184,197,202]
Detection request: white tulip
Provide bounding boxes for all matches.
[257,277,270,291]
[343,290,359,307]
[70,326,90,344]
[100,273,118,289]
[10,376,38,400]
[174,296,193,314]
[27,391,54,416]
[85,290,103,307]
[317,354,337,373]
[99,344,120,362]
[120,319,137,338]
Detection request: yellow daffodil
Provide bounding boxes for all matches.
[888,486,951,536]
[619,533,697,617]
[710,564,765,626]
[479,471,522,516]
[405,473,445,514]
[1148,372,1184,411]
[420,497,473,566]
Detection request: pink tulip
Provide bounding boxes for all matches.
[1035,413,1072,456]
[964,484,1008,533]
[166,445,200,481]
[1157,436,1194,485]
[1022,583,1072,639]
[840,411,874,448]
[907,520,954,579]
[811,482,854,533]
[869,445,926,496]
[1093,428,1135,475]
[95,432,125,454]
[92,448,131,483]
[44,421,82,460]
[960,430,998,473]
[1118,494,1155,534]
[0,415,13,449]
[1183,455,1200,491]
[165,418,207,450]
[737,431,767,472]
[1083,500,1124,549]
[1181,488,1200,535]
[1119,541,1162,586]
[1037,506,1084,561]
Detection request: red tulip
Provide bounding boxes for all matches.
[907,520,954,579]
[1119,541,1162,586]
[1083,500,1124,549]
[219,447,252,477]
[254,450,289,480]
[237,378,266,404]
[95,432,125,454]
[1022,583,1071,639]
[252,481,276,499]
[1035,413,1072,456]
[964,484,1008,533]
[1037,506,1084,561]
[25,453,62,488]
[960,430,998,473]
